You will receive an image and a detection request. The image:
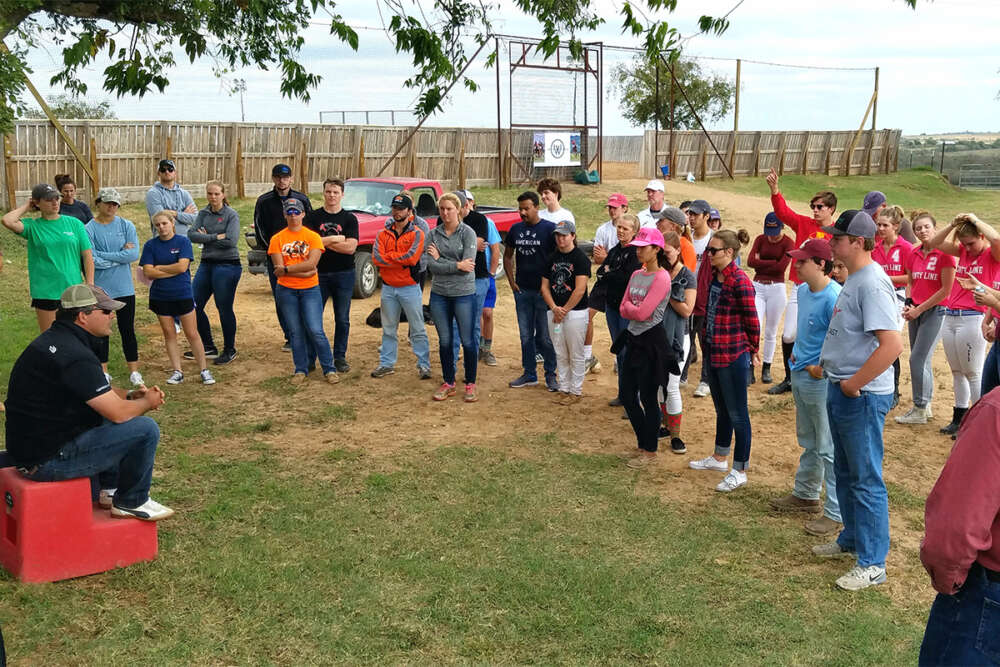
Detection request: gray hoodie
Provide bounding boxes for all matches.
[188,204,241,262]
[426,222,476,297]
[145,181,197,236]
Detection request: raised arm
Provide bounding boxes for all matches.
[2,201,30,234]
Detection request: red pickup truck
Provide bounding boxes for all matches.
[246,177,522,298]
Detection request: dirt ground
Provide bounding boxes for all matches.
[158,178,957,606]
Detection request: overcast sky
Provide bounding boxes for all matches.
[20,0,1000,136]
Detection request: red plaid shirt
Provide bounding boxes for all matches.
[702,262,760,367]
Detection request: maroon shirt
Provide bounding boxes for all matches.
[747,234,794,284]
[921,388,1000,595]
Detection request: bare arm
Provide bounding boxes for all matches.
[86,385,165,424]
[2,202,30,234]
[81,248,95,283]
[671,287,697,318]
[503,245,518,292]
[928,223,961,257]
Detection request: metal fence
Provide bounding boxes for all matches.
[959,164,1000,190]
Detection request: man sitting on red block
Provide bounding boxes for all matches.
[4,284,173,521]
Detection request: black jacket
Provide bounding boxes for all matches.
[253,188,313,249]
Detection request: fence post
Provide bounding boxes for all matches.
[3,134,15,209]
[698,135,708,181]
[88,135,100,196]
[752,131,762,177]
[727,132,737,178]
[299,138,309,195]
[407,130,418,177]
[823,132,833,176]
[358,135,366,178]
[776,132,788,176]
[235,134,246,199]
[801,130,811,175]
[453,128,464,189]
[160,121,172,160]
[351,127,363,177]
[883,131,892,174]
[863,130,875,175]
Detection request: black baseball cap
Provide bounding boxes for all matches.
[272,163,292,177]
[158,159,175,171]
[391,194,413,210]
[31,183,60,201]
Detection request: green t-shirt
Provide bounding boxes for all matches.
[18,215,92,299]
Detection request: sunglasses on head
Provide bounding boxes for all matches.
[159,166,175,173]
[810,203,826,210]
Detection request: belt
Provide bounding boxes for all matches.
[754,278,784,285]
[943,308,983,316]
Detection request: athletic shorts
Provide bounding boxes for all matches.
[149,298,195,317]
[483,277,497,309]
[30,298,61,311]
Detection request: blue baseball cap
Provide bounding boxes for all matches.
[764,212,783,236]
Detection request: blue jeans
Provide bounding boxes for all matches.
[275,284,334,375]
[826,384,893,568]
[21,417,160,508]
[193,261,242,353]
[919,563,1000,665]
[452,277,490,364]
[379,283,430,370]
[430,291,477,385]
[706,352,752,470]
[318,269,354,361]
[266,257,291,343]
[982,341,1000,399]
[791,369,840,522]
[605,305,628,402]
[513,289,556,381]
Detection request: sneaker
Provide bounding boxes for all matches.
[184,348,219,360]
[804,516,843,537]
[626,452,657,469]
[111,497,175,521]
[214,349,238,365]
[433,382,456,401]
[325,371,340,384]
[716,469,747,492]
[535,353,544,364]
[559,393,581,406]
[509,374,538,388]
[552,391,569,404]
[689,455,728,471]
[608,397,623,407]
[812,542,856,559]
[166,369,184,385]
[586,356,601,374]
[895,406,930,425]
[693,381,710,398]
[418,366,432,380]
[836,565,887,591]
[334,359,351,373]
[670,437,687,454]
[767,379,791,395]
[616,449,641,461]
[371,366,395,379]
[281,342,292,352]
[545,375,559,392]
[658,426,670,439]
[129,371,145,387]
[97,488,116,509]
[482,350,498,366]
[104,371,113,384]
[464,383,478,402]
[290,372,308,386]
[769,494,822,513]
[200,369,216,385]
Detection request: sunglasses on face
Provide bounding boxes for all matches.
[810,203,826,211]
[159,167,175,173]
[286,209,302,216]
[706,246,725,255]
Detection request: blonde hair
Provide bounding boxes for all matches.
[205,179,229,206]
[620,213,640,235]
[713,228,751,251]
[910,209,936,228]
[151,211,173,226]
[877,204,904,228]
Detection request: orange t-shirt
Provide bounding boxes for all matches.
[680,236,697,272]
[268,226,324,289]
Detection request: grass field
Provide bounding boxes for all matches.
[1,170,998,663]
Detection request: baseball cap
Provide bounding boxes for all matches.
[862,191,886,216]
[607,193,628,208]
[391,194,413,210]
[30,183,60,201]
[157,159,175,171]
[272,163,292,177]
[282,198,304,215]
[708,208,721,221]
[653,206,687,227]
[629,227,665,249]
[451,190,468,207]
[644,179,665,193]
[687,199,711,215]
[553,220,576,235]
[459,189,474,202]
[787,238,832,262]
[60,284,125,311]
[822,209,876,239]
[764,212,783,236]
[96,187,122,205]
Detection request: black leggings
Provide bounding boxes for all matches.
[621,346,663,452]
[97,294,138,364]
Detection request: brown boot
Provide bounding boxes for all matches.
[769,494,821,513]
[804,515,842,536]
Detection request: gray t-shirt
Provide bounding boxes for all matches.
[819,261,898,394]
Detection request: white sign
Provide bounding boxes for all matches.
[532,131,581,167]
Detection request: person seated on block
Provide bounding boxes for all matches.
[3,284,174,521]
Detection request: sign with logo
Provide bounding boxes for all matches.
[532,131,582,167]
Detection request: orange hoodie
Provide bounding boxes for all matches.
[373,218,426,287]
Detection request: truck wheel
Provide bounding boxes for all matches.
[353,251,379,299]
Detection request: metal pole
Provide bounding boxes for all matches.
[365,111,370,125]
[872,67,879,130]
[654,58,660,178]
[940,142,945,173]
[598,42,603,184]
[668,57,674,180]
[733,59,741,132]
[391,111,395,126]
[495,36,502,188]
[583,48,588,172]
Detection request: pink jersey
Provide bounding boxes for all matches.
[947,245,998,311]
[872,236,913,277]
[906,246,956,305]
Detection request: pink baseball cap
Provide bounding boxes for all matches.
[629,227,665,249]
[607,193,628,208]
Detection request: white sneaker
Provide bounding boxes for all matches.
[689,455,729,471]
[716,469,747,492]
[166,369,184,384]
[129,371,145,387]
[111,497,175,521]
[200,369,216,385]
[693,381,711,398]
[895,405,930,424]
[104,372,113,384]
[835,565,886,591]
[98,488,116,509]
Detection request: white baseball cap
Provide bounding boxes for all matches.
[644,180,665,192]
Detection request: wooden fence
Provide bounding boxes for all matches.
[639,129,901,180]
[1,121,900,206]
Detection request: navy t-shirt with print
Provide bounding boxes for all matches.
[140,234,195,300]
[542,247,591,310]
[505,219,556,290]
